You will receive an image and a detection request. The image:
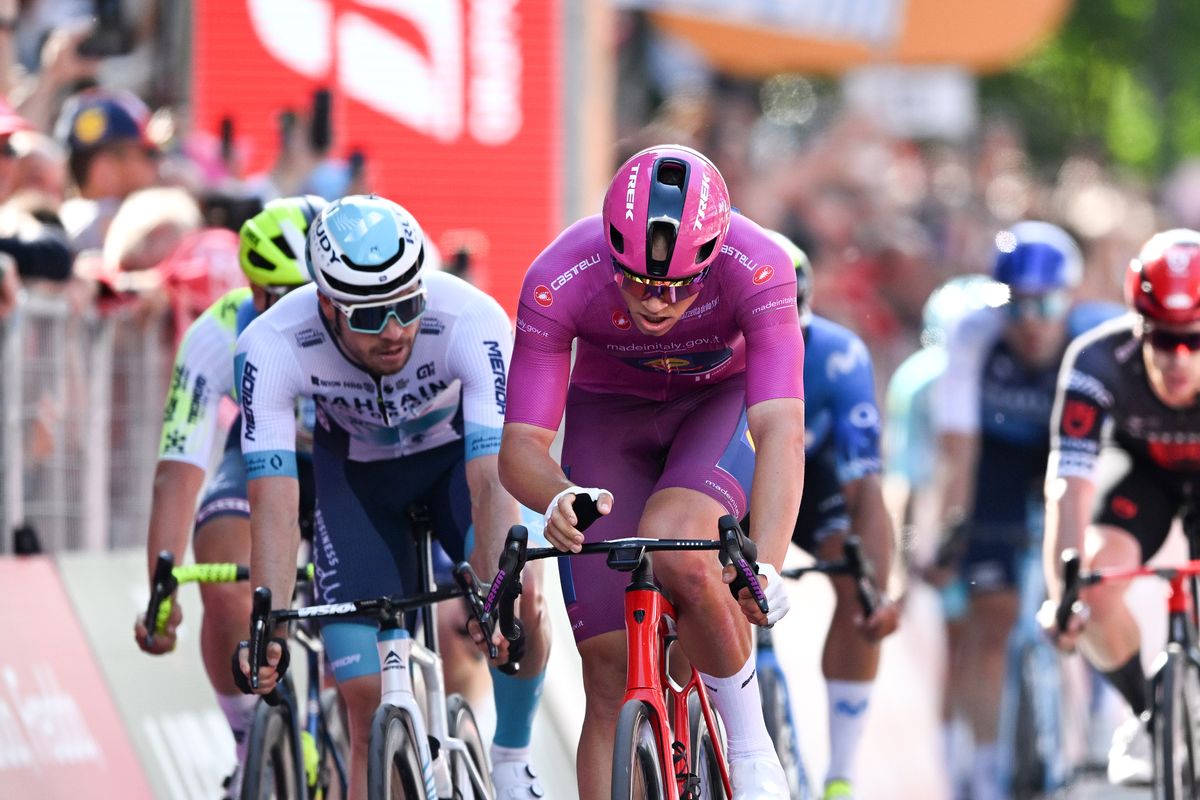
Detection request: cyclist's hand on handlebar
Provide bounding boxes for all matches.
[545,486,612,552]
[133,600,181,654]
[857,595,900,642]
[235,638,287,694]
[1036,597,1089,653]
[724,562,790,626]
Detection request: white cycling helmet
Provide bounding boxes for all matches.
[306,194,428,303]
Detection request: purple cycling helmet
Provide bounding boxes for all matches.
[602,144,731,282]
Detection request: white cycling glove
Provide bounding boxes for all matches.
[757,563,791,627]
[544,486,611,526]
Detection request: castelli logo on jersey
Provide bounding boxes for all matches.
[533,285,553,307]
[752,265,775,285]
[245,1,522,144]
[693,171,712,230]
[612,310,631,330]
[624,163,641,221]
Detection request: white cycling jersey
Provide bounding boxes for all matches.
[235,272,511,478]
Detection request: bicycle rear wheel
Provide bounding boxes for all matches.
[446,693,490,799]
[612,700,668,800]
[242,700,302,800]
[757,662,812,800]
[368,705,429,800]
[688,691,727,799]
[1153,647,1200,800]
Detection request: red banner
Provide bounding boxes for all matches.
[0,557,153,797]
[193,0,562,313]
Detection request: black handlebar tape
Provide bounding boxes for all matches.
[572,493,602,532]
[144,550,177,642]
[717,516,768,614]
[842,537,880,618]
[1056,550,1082,633]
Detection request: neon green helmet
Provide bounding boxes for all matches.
[239,195,327,287]
[765,229,813,324]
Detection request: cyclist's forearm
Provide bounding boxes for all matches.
[747,399,805,569]
[1043,473,1094,600]
[845,473,895,591]
[498,423,572,513]
[465,454,521,579]
[248,476,302,625]
[145,460,206,578]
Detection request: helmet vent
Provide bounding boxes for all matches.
[247,250,275,271]
[271,235,295,261]
[696,236,717,264]
[657,160,686,187]
[610,224,625,254]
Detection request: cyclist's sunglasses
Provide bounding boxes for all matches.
[1143,325,1200,353]
[613,259,707,303]
[332,286,427,334]
[1005,291,1068,321]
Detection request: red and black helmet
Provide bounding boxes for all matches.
[1125,229,1200,324]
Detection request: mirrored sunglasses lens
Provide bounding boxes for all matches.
[345,293,426,333]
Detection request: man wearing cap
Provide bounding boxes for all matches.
[55,88,159,251]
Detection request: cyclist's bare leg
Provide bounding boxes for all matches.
[818,531,880,680]
[337,672,380,800]
[439,595,491,711]
[641,488,752,676]
[576,629,628,800]
[1077,524,1142,671]
[194,514,252,695]
[960,589,1018,744]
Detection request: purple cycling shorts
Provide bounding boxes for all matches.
[558,375,755,642]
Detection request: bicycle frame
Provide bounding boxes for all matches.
[622,559,732,799]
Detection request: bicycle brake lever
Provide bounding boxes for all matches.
[484,525,528,617]
[453,563,499,661]
[1056,550,1082,633]
[717,515,769,615]
[842,537,880,618]
[144,550,178,645]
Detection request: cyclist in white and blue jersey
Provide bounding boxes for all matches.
[746,231,900,800]
[932,221,1122,800]
[234,195,550,799]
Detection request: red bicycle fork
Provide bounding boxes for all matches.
[623,584,733,799]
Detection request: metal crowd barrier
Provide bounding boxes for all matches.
[1,289,174,554]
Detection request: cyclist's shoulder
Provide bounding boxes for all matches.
[1066,300,1126,338]
[887,347,946,404]
[1064,312,1139,373]
[806,315,869,357]
[714,214,795,293]
[425,270,508,327]
[519,215,608,314]
[238,285,320,349]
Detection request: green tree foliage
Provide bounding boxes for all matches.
[980,0,1200,175]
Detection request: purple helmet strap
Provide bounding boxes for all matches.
[645,158,689,278]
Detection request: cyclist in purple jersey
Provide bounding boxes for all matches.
[1044,229,1200,786]
[501,144,804,799]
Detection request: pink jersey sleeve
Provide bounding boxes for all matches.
[725,223,805,406]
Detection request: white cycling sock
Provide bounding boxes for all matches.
[490,743,532,766]
[217,692,259,766]
[825,679,872,783]
[700,655,776,762]
[970,742,1002,800]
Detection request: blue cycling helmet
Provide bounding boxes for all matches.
[991,221,1083,293]
[921,273,1007,348]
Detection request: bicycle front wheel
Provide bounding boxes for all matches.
[1154,647,1200,800]
[758,664,811,800]
[447,693,490,799]
[242,700,302,800]
[368,705,429,800]
[612,700,668,800]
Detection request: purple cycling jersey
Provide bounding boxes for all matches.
[507,213,804,429]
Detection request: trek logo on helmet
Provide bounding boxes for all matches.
[625,164,641,221]
[694,172,712,230]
